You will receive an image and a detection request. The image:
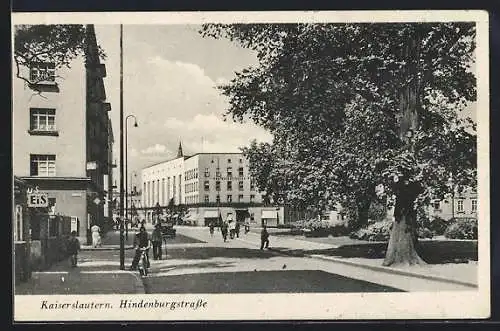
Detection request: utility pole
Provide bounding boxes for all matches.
[119,24,125,270]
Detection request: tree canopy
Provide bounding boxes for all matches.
[13,24,106,87]
[200,22,477,266]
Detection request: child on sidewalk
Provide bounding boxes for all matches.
[67,231,81,267]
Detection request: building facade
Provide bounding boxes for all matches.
[140,145,284,226]
[13,25,112,243]
[103,116,115,223]
[427,187,478,221]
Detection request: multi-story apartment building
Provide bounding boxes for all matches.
[428,187,478,221]
[141,143,284,226]
[13,25,112,243]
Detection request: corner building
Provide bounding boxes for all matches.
[141,145,284,226]
[12,25,113,243]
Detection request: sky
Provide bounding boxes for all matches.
[93,24,477,189]
[93,25,273,185]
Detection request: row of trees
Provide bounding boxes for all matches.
[200,22,477,266]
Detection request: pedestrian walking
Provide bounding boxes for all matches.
[67,231,81,267]
[235,221,240,238]
[209,221,215,237]
[229,220,236,239]
[221,221,229,242]
[260,225,270,250]
[91,224,102,248]
[244,219,250,234]
[151,223,163,260]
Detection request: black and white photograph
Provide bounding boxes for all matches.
[12,11,490,321]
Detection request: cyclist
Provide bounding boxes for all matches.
[130,225,151,270]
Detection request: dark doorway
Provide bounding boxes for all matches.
[235,209,249,224]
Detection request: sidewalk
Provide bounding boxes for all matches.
[238,230,478,287]
[15,248,145,295]
[81,229,136,251]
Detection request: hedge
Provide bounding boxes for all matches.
[444,218,478,240]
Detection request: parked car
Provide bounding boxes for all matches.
[160,219,176,238]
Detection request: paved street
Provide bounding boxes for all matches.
[143,227,402,293]
[15,226,477,295]
[141,226,475,293]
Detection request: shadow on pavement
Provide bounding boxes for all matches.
[143,270,404,293]
[165,247,276,260]
[15,272,138,295]
[155,261,235,273]
[164,234,207,244]
[271,240,478,264]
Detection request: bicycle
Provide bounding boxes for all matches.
[137,247,150,277]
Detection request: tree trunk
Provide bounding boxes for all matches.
[355,200,370,230]
[383,183,426,266]
[383,27,426,267]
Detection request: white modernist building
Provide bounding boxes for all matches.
[140,143,284,226]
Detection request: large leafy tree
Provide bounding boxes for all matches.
[201,22,476,266]
[13,24,106,89]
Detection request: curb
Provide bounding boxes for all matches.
[81,245,135,251]
[267,248,478,289]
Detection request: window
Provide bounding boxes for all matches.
[250,179,256,191]
[250,194,255,203]
[216,195,220,203]
[471,199,477,212]
[457,200,464,212]
[238,194,244,202]
[215,181,221,191]
[215,168,221,178]
[238,167,244,177]
[239,158,243,163]
[227,195,233,202]
[239,181,244,191]
[30,154,56,176]
[204,195,209,203]
[227,181,232,191]
[30,108,56,131]
[30,62,55,83]
[228,159,232,163]
[204,181,210,191]
[227,167,232,178]
[204,168,210,177]
[433,201,440,211]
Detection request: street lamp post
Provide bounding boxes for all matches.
[119,24,125,270]
[125,114,138,239]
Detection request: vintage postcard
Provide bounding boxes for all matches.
[12,10,490,321]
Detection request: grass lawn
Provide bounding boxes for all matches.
[270,237,478,264]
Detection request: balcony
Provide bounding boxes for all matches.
[102,102,111,112]
[88,101,111,120]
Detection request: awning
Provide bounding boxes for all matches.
[262,210,278,219]
[204,210,219,218]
